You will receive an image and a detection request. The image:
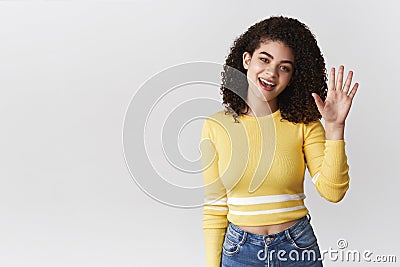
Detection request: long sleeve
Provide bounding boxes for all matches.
[303,120,350,203]
[200,118,228,267]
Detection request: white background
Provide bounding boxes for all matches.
[0,0,399,266]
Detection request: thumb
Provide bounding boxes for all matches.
[312,93,324,114]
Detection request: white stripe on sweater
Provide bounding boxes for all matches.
[227,193,305,205]
[229,205,306,216]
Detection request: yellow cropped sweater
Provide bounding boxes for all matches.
[199,109,350,267]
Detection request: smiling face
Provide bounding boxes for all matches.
[243,40,294,114]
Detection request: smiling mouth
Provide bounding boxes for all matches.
[258,77,276,91]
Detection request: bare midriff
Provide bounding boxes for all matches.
[237,218,300,235]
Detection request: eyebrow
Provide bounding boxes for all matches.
[259,51,294,65]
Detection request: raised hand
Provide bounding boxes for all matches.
[312,65,359,126]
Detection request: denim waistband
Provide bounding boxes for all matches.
[227,214,311,247]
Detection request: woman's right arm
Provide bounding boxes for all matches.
[200,118,229,267]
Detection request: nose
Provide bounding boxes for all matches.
[265,68,276,78]
[265,65,277,78]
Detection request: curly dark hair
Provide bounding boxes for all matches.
[221,16,327,124]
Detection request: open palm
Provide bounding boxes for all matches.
[312,65,359,125]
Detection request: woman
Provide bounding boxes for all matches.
[200,16,359,266]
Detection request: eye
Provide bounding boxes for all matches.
[280,65,291,72]
[260,58,269,63]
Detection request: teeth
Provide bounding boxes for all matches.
[259,77,275,86]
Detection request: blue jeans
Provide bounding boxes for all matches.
[221,214,323,267]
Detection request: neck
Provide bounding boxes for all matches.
[245,89,278,116]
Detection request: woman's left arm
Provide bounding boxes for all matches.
[304,65,359,203]
[312,65,359,140]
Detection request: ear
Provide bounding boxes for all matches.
[242,52,251,70]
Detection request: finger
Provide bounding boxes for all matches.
[335,65,344,91]
[312,93,324,114]
[329,67,335,91]
[348,83,359,98]
[342,70,353,93]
